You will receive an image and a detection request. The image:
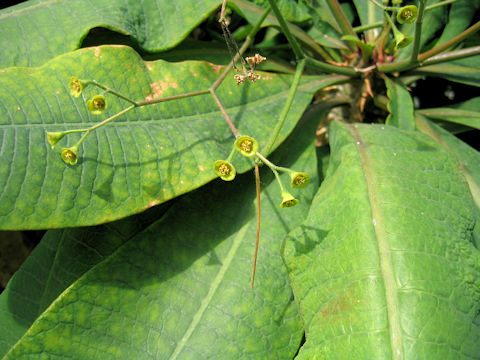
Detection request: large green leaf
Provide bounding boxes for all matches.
[0,114,319,359]
[283,121,480,358]
[0,204,168,358]
[0,45,345,230]
[0,0,221,68]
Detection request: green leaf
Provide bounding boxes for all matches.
[0,0,221,68]
[416,114,480,209]
[0,115,319,359]
[411,56,480,87]
[247,0,311,23]
[416,108,480,130]
[434,0,480,47]
[283,121,480,358]
[351,0,383,40]
[0,45,345,230]
[0,204,168,357]
[384,77,415,131]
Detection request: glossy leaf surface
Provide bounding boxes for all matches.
[0,45,344,230]
[0,116,319,359]
[0,0,221,68]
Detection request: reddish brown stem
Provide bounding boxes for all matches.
[250,163,261,288]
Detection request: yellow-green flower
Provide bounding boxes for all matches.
[68,77,85,98]
[394,31,413,48]
[46,131,65,150]
[397,5,418,24]
[87,95,107,115]
[290,172,310,188]
[61,146,79,166]
[280,191,299,208]
[234,135,259,157]
[213,160,236,181]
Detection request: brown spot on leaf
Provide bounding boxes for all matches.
[207,62,223,74]
[146,63,153,71]
[94,47,101,57]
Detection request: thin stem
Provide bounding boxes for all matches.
[211,7,271,91]
[250,163,261,288]
[87,105,136,132]
[368,0,387,10]
[354,21,384,33]
[136,90,209,106]
[209,89,239,137]
[267,0,304,59]
[262,58,306,156]
[410,0,426,63]
[88,80,137,105]
[71,104,136,146]
[426,0,458,11]
[325,0,358,51]
[378,20,480,73]
[306,57,358,76]
[418,20,480,61]
[256,152,286,193]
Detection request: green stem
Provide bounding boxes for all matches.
[262,58,306,155]
[354,21,384,33]
[266,0,304,59]
[87,105,136,133]
[426,0,458,11]
[136,90,209,106]
[306,57,358,76]
[368,0,387,10]
[88,80,137,105]
[255,152,286,193]
[410,0,426,63]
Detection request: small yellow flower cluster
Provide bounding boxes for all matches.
[213,135,310,208]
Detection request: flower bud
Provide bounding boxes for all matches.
[68,77,86,98]
[290,172,310,188]
[397,5,418,24]
[213,160,236,181]
[87,95,107,115]
[245,54,267,67]
[234,135,259,158]
[280,191,299,208]
[46,131,66,150]
[61,146,79,166]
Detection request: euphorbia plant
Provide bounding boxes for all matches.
[0,0,479,359]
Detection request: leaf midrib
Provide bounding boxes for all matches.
[0,0,67,21]
[349,124,403,360]
[168,222,250,359]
